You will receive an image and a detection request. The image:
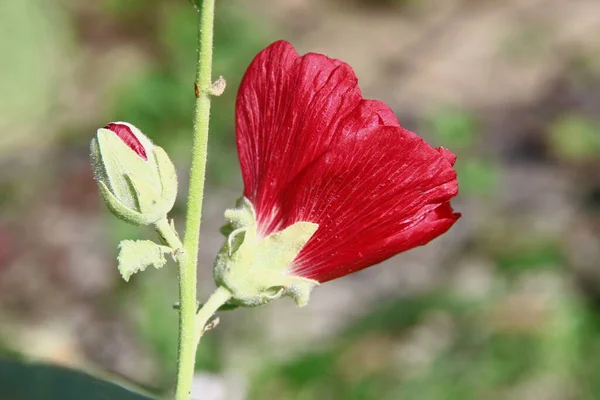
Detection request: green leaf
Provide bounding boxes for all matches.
[0,359,156,399]
[117,240,172,282]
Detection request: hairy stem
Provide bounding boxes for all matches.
[194,286,232,346]
[154,218,183,254]
[175,0,217,399]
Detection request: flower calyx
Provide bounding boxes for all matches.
[213,198,319,307]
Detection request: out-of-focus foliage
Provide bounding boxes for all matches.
[248,287,597,400]
[0,0,71,155]
[549,115,600,162]
[427,108,478,150]
[427,107,499,197]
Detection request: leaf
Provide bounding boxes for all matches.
[0,359,156,399]
[117,240,172,282]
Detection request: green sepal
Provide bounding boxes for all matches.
[215,303,239,311]
[213,198,320,308]
[126,172,161,215]
[117,240,173,282]
[224,197,256,230]
[219,223,234,237]
[154,146,178,212]
[98,182,148,226]
[197,302,239,312]
[173,302,239,312]
[219,197,256,238]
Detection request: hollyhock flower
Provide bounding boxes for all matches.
[90,122,178,226]
[214,41,459,307]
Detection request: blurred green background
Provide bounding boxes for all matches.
[1,0,600,399]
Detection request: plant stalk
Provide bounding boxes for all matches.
[175,0,217,398]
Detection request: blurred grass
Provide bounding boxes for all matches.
[248,285,600,400]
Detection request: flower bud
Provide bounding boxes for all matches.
[90,122,178,226]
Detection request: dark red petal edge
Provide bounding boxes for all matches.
[104,123,148,160]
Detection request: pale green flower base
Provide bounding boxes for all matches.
[214,198,320,307]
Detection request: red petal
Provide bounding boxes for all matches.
[104,123,147,160]
[236,40,364,233]
[437,147,457,166]
[235,41,460,282]
[281,125,459,282]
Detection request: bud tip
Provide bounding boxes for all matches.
[104,122,148,160]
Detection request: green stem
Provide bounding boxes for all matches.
[154,218,183,254]
[175,0,217,399]
[194,286,232,345]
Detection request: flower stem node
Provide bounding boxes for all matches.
[90,122,178,226]
[213,198,320,307]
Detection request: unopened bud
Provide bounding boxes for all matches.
[90,122,178,226]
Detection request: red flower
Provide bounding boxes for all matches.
[235,40,460,283]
